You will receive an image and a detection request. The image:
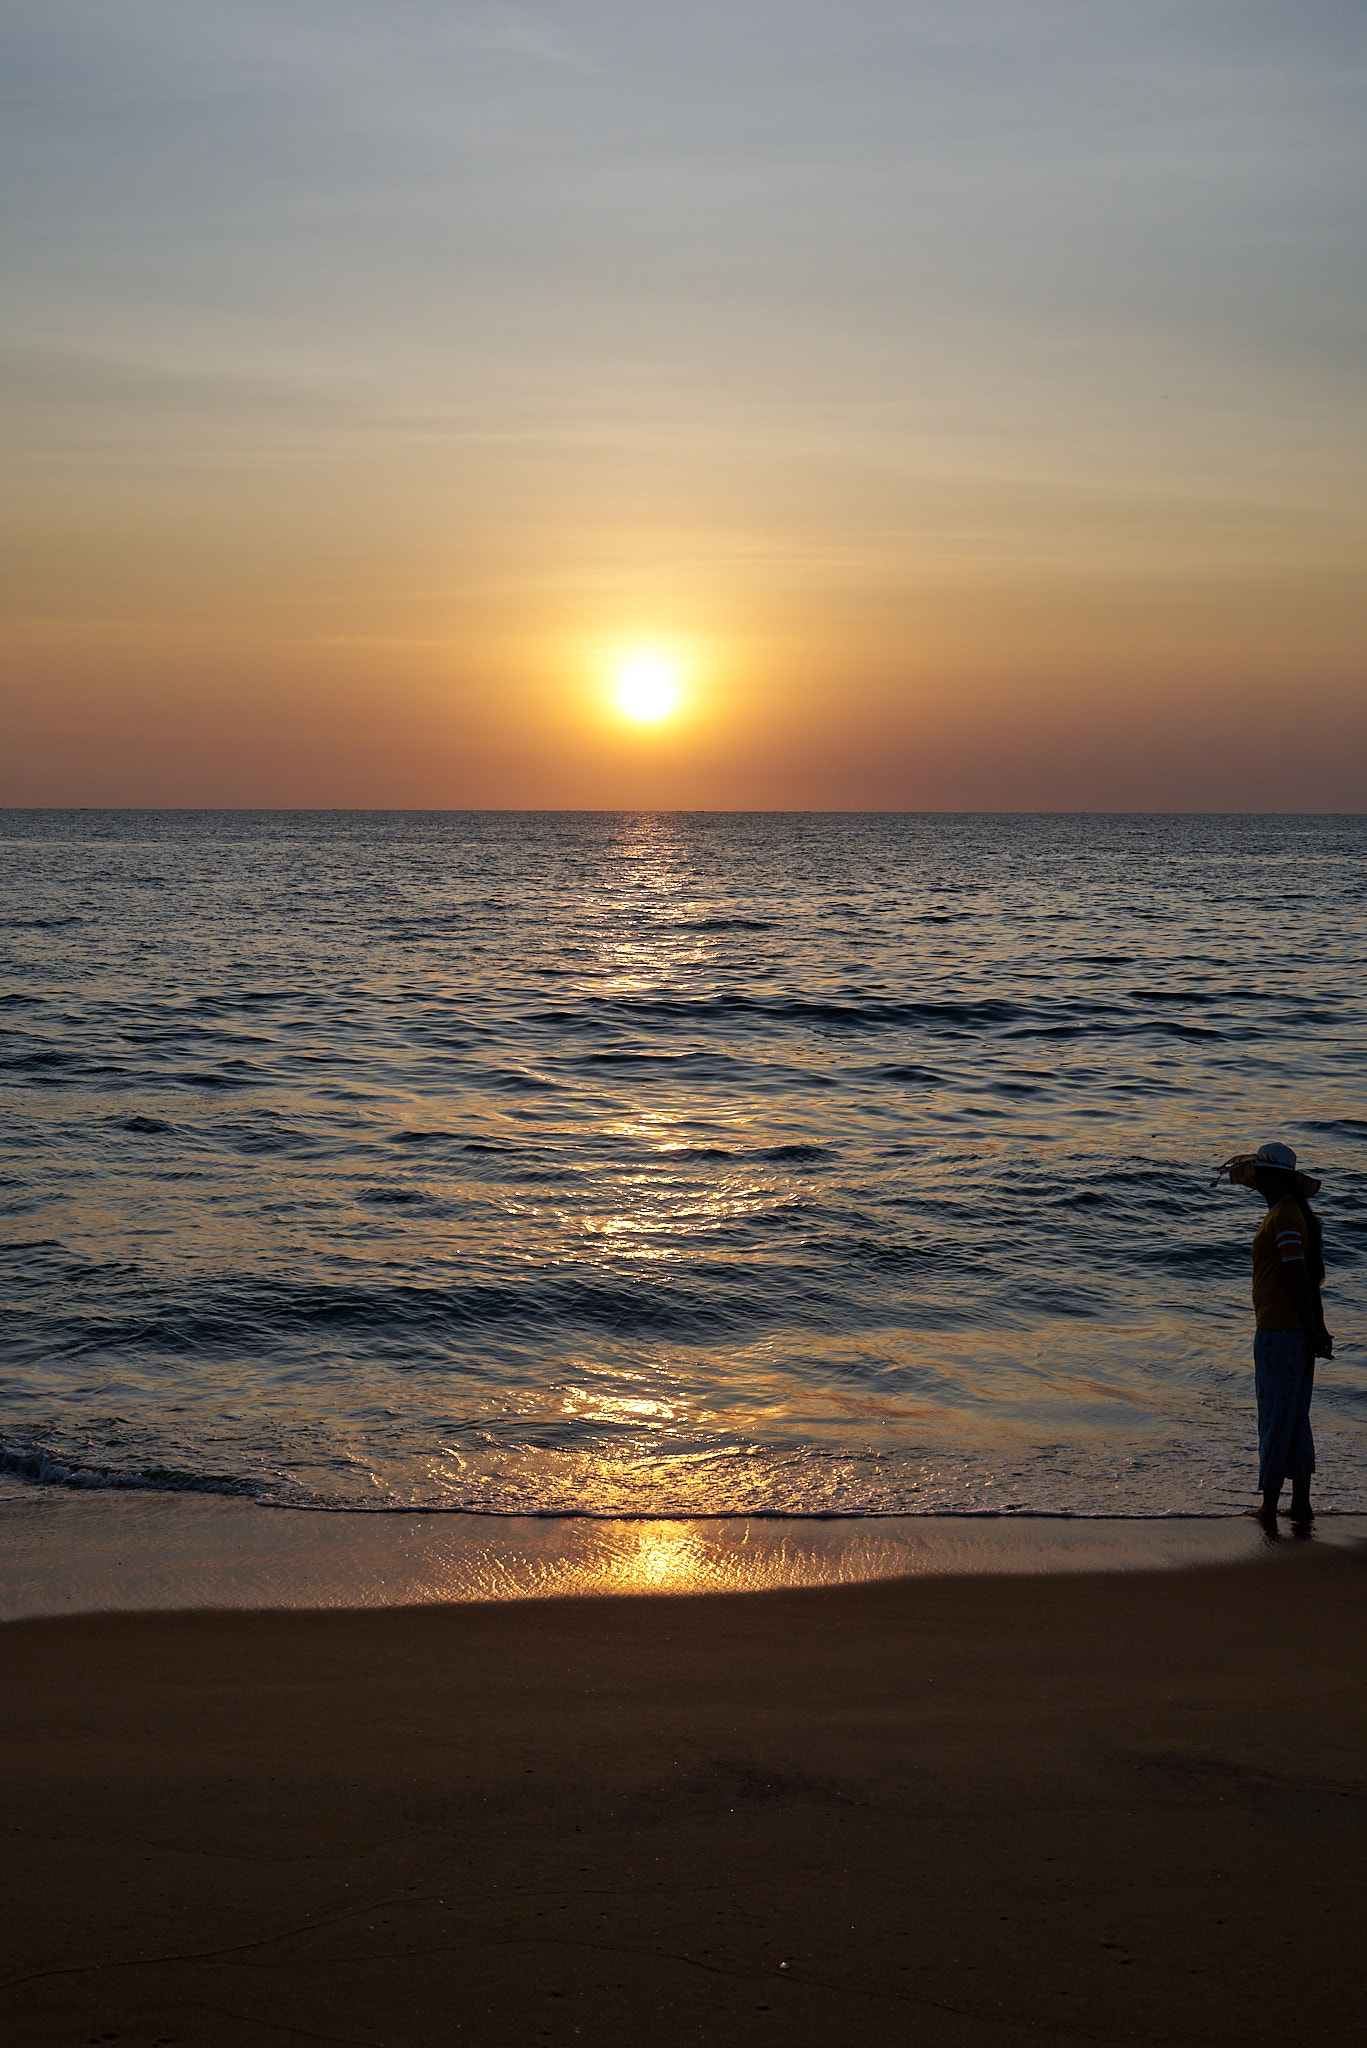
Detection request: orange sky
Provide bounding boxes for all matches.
[3,3,1364,809]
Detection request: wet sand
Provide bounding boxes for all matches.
[4,1544,1367,2046]
[10,1485,1367,1618]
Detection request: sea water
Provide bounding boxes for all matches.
[2,811,1364,1519]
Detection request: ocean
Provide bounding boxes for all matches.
[2,810,1364,1520]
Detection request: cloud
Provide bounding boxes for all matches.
[1,1,1364,802]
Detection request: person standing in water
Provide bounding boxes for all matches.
[1213,1141,1333,1522]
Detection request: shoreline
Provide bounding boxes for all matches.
[4,1548,1367,2045]
[5,1481,1367,1619]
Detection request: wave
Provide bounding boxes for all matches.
[1,1440,255,1497]
[0,1438,1325,1522]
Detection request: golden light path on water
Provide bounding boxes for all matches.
[526,816,781,1505]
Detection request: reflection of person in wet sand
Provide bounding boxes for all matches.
[1213,1141,1333,1523]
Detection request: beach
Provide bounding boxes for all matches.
[5,1539,1367,2046]
[4,812,1364,2043]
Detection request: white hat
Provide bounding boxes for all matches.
[1254,1142,1298,1172]
[1210,1142,1320,1196]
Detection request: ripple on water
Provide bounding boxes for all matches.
[0,811,1364,1513]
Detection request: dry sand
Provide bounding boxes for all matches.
[4,1545,1367,2047]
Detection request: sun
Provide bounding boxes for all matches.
[613,654,682,723]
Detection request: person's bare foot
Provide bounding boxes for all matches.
[1289,1492,1313,1521]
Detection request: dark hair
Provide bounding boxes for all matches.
[1259,1168,1326,1286]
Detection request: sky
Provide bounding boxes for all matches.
[2,0,1364,809]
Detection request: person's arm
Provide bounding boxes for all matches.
[1279,1241,1333,1357]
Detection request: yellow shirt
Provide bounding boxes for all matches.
[1251,1198,1309,1332]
